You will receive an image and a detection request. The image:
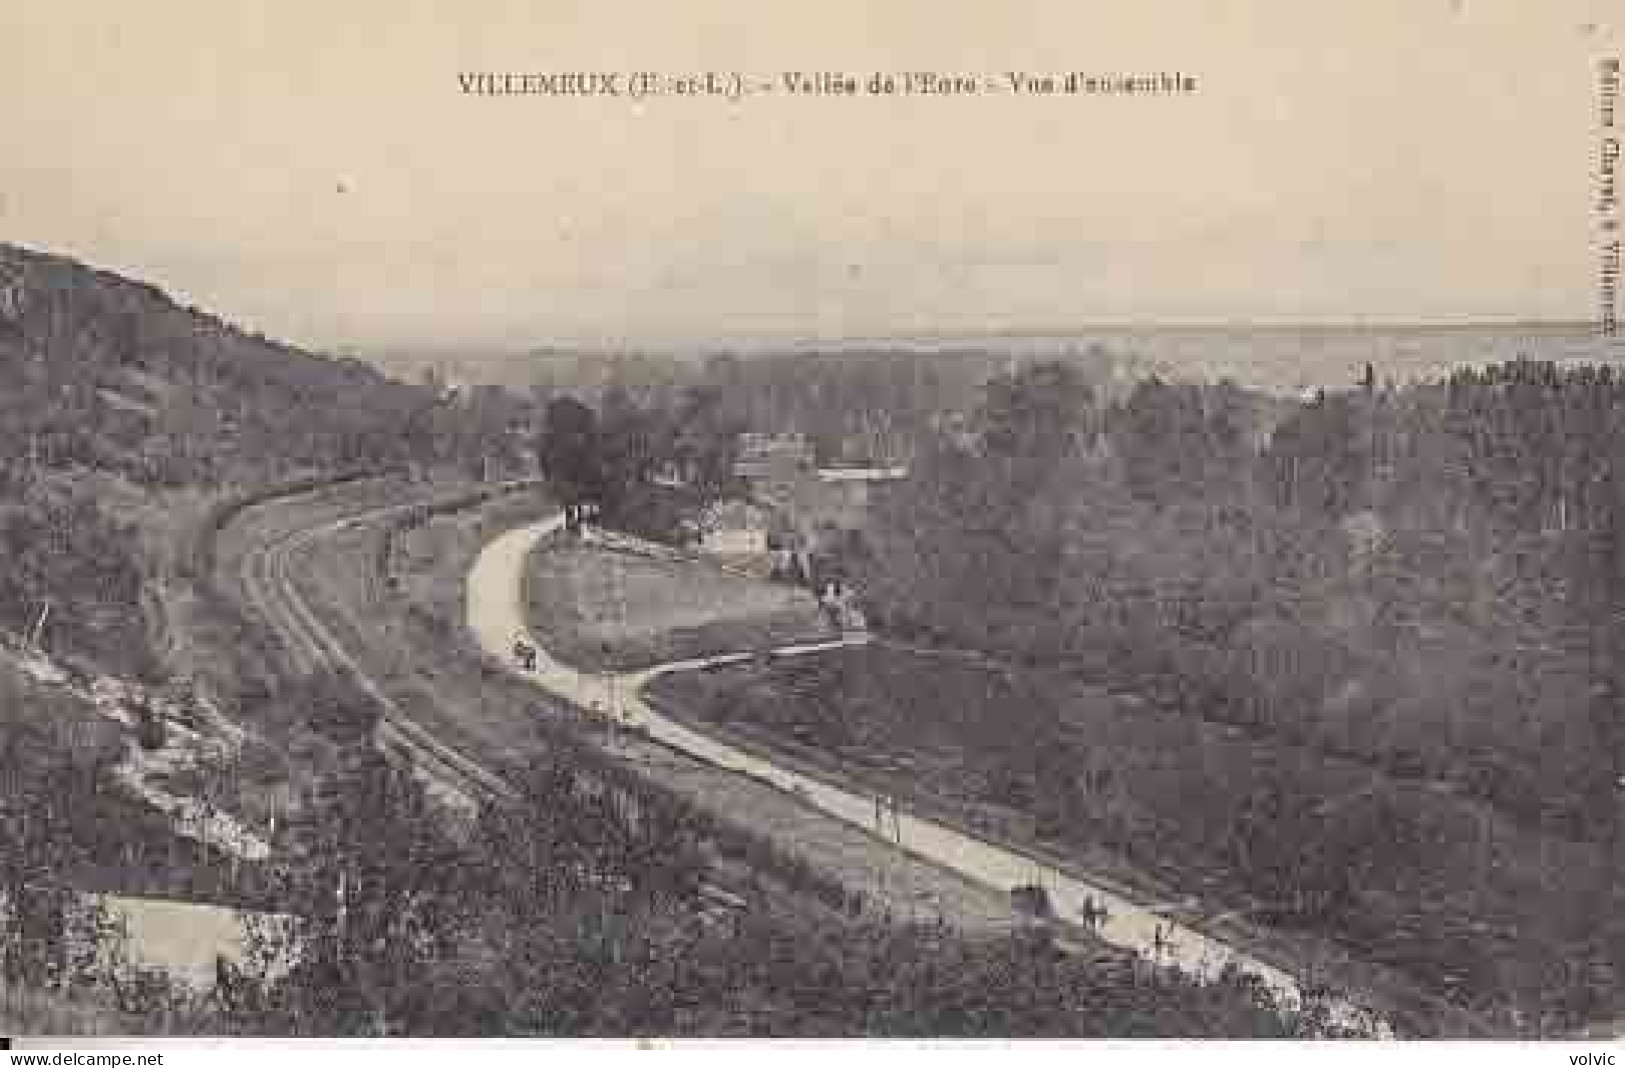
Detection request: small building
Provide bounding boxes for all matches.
[733,432,816,482]
[698,499,776,557]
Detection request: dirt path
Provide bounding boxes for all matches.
[468,519,1391,1036]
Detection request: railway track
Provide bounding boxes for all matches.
[234,490,523,807]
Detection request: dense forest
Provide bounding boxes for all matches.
[836,358,1625,1021]
[0,245,440,486]
[855,360,1625,839]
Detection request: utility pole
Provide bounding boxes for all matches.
[1358,362,1378,510]
[604,550,631,752]
[335,866,348,965]
[27,599,49,650]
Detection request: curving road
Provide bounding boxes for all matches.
[467,517,1391,1035]
[230,484,1395,1034]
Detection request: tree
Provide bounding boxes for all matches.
[974,361,1092,464]
[596,385,659,513]
[1112,377,1253,507]
[264,749,475,1035]
[538,396,601,526]
[298,671,381,748]
[1260,389,1369,516]
[0,722,118,993]
[670,385,743,509]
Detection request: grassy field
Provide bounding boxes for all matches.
[646,644,1612,1033]
[523,541,830,672]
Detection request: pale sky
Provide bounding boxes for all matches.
[1,0,1618,352]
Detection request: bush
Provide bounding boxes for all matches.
[135,703,167,752]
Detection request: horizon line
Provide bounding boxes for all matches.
[376,319,1610,360]
[4,240,1607,364]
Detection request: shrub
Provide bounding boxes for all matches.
[135,703,167,752]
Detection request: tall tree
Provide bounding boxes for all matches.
[264,749,474,1035]
[538,396,601,525]
[671,385,743,508]
[597,385,659,511]
[0,721,118,992]
[974,361,1092,463]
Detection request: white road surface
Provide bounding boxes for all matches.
[466,516,1391,1035]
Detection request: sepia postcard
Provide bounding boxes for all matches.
[2,0,1625,1052]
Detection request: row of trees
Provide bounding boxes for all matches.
[526,345,1150,469]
